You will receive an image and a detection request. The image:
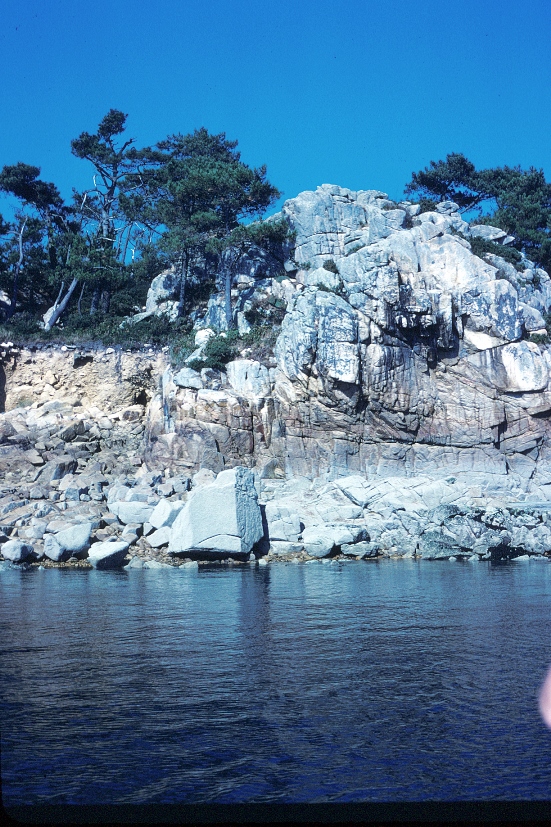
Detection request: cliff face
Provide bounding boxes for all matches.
[4,185,551,565]
[148,185,551,502]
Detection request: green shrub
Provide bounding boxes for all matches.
[345,244,364,256]
[418,198,437,214]
[239,324,281,363]
[0,313,42,338]
[108,290,144,317]
[244,294,286,327]
[169,331,197,369]
[323,258,339,274]
[188,332,239,371]
[468,235,522,269]
[530,332,549,345]
[315,280,345,297]
[244,307,262,326]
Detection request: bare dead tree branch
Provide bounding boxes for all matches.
[8,216,28,318]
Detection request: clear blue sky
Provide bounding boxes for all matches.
[1,0,551,214]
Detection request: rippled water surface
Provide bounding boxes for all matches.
[2,558,551,805]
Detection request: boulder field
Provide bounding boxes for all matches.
[3,184,551,567]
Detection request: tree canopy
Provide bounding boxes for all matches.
[0,111,287,335]
[120,126,282,325]
[405,153,551,269]
[5,116,551,347]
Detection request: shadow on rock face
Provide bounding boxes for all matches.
[0,365,5,413]
[253,503,271,556]
[72,354,94,369]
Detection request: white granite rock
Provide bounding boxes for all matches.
[264,502,301,542]
[1,540,34,563]
[147,526,172,547]
[109,501,154,525]
[149,498,185,529]
[303,266,341,291]
[54,522,92,554]
[301,526,335,558]
[87,540,130,569]
[195,328,216,347]
[124,556,144,569]
[276,291,359,385]
[169,466,264,555]
[468,341,548,392]
[468,225,507,242]
[334,476,372,508]
[173,367,204,390]
[226,359,271,398]
[43,535,65,562]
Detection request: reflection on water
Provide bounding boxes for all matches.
[2,559,551,804]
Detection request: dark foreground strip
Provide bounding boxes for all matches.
[4,801,551,824]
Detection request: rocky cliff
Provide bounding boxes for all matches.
[3,184,551,565]
[150,186,551,491]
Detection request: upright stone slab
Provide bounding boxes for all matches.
[168,467,264,556]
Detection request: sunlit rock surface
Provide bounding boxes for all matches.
[4,185,551,564]
[168,467,263,556]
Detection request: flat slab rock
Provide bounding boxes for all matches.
[87,540,130,569]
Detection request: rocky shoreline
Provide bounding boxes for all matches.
[1,372,551,570]
[4,185,551,568]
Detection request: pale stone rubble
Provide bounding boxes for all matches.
[2,381,551,566]
[3,184,551,568]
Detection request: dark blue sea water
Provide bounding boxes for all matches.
[2,558,551,807]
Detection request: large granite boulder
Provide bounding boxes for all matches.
[87,540,130,569]
[144,267,179,319]
[36,455,78,484]
[173,367,203,390]
[1,540,34,563]
[44,522,92,562]
[109,501,154,525]
[149,498,185,529]
[169,466,263,556]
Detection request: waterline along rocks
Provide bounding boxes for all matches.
[3,184,551,567]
